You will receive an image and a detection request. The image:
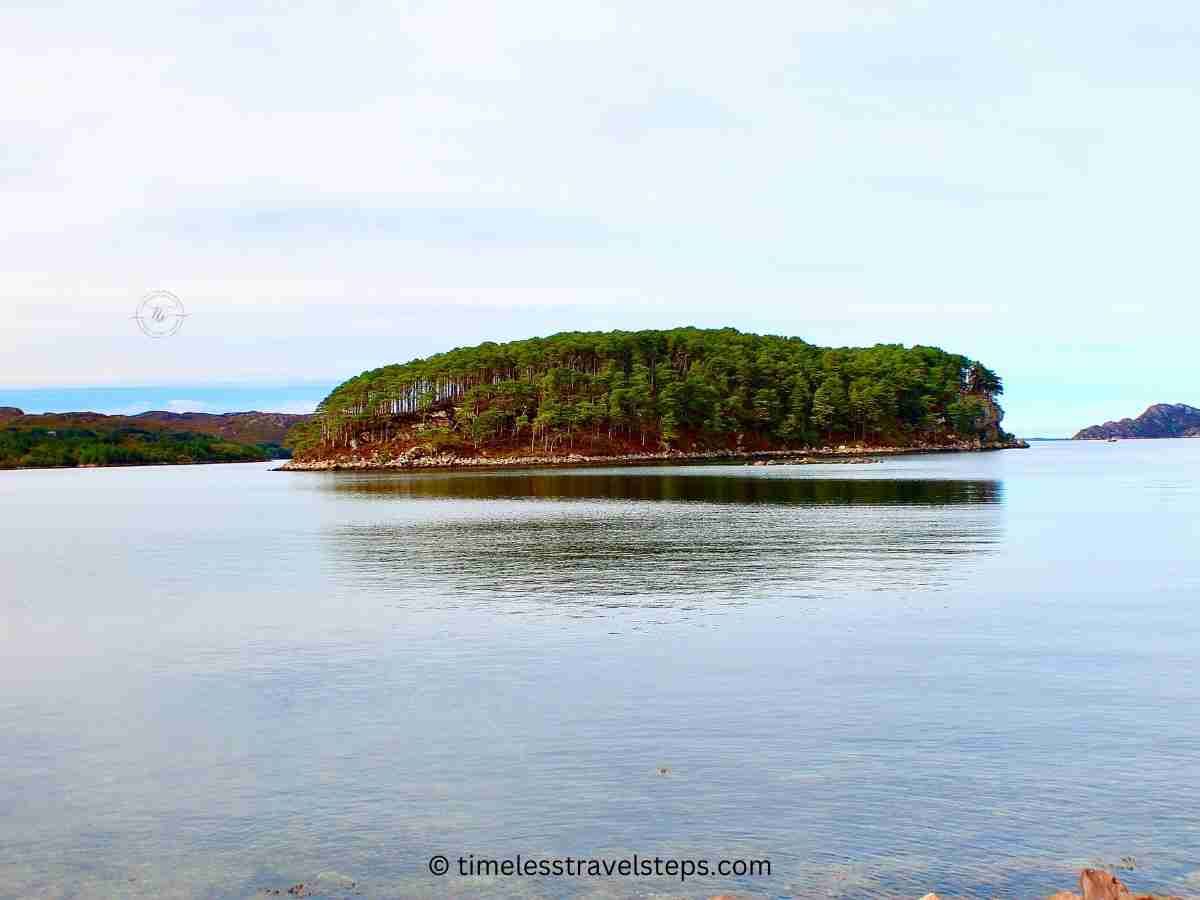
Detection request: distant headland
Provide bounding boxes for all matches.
[281,327,1025,471]
[0,409,311,469]
[1073,403,1200,440]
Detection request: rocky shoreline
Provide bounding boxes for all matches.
[913,867,1186,899]
[277,439,1028,472]
[255,867,1183,899]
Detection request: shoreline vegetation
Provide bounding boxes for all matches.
[3,457,276,473]
[283,327,1025,472]
[0,427,279,470]
[0,409,307,470]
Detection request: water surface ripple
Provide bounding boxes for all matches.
[1,443,1198,898]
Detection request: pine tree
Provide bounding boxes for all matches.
[811,375,847,441]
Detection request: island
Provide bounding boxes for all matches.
[281,327,1025,471]
[0,410,311,469]
[1073,403,1200,440]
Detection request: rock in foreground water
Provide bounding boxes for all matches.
[915,868,1184,899]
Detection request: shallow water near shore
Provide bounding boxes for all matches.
[2,440,1199,898]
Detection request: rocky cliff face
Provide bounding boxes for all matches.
[0,407,24,421]
[977,395,1006,444]
[1074,403,1200,439]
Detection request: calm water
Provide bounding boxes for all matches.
[1,442,1198,899]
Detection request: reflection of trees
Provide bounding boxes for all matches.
[325,473,1003,606]
[325,472,1001,506]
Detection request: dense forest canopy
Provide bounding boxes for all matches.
[290,327,1005,456]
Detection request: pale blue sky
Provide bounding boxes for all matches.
[4,1,1199,436]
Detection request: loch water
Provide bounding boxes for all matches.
[1,440,1198,898]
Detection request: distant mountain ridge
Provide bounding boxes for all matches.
[1073,403,1200,439]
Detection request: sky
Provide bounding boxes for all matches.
[4,1,1199,436]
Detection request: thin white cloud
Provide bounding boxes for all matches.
[165,399,218,413]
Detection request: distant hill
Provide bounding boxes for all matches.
[129,410,310,445]
[1074,403,1200,439]
[0,409,313,469]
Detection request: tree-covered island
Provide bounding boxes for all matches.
[284,328,1022,470]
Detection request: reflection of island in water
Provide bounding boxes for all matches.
[325,471,1004,606]
[324,470,1002,505]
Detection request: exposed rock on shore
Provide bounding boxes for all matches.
[1057,867,1182,899]
[278,439,1027,472]
[914,868,1184,900]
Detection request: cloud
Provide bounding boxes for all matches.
[165,399,218,413]
[162,207,631,249]
[266,400,317,415]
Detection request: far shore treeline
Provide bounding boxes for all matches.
[0,426,279,469]
[288,327,1008,459]
[0,410,305,470]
